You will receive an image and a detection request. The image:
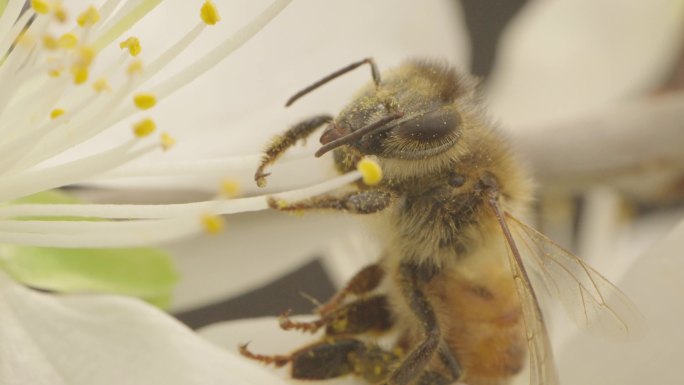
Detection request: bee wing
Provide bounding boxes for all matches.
[486,195,560,385]
[504,212,645,340]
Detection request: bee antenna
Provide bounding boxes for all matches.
[286,58,381,107]
[315,111,403,157]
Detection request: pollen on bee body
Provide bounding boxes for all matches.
[357,158,383,186]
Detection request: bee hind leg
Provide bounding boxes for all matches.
[292,338,397,381]
[385,263,463,385]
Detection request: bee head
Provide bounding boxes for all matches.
[317,106,463,160]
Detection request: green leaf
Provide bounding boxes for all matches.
[0,190,180,308]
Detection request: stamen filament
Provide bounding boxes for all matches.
[0,171,362,219]
[0,218,200,247]
[0,139,157,202]
[100,150,314,179]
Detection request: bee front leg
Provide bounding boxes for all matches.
[268,190,393,214]
[255,114,333,187]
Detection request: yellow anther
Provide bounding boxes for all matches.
[133,118,156,138]
[76,45,96,67]
[53,2,68,23]
[48,69,62,77]
[133,92,157,110]
[92,78,111,93]
[71,65,89,84]
[200,0,221,25]
[31,0,51,14]
[42,35,59,50]
[160,132,176,151]
[201,214,225,235]
[50,108,65,119]
[119,37,141,57]
[77,6,100,28]
[220,179,241,198]
[57,32,78,49]
[127,60,143,75]
[357,158,383,186]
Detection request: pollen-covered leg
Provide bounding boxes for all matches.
[290,338,399,382]
[255,114,332,187]
[268,190,393,214]
[279,295,393,336]
[318,263,385,316]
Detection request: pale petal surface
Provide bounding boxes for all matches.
[0,271,290,385]
[487,0,684,128]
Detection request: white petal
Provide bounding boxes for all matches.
[0,272,288,385]
[557,218,684,384]
[166,211,358,312]
[487,0,684,128]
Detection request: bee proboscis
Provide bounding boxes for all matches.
[241,58,643,385]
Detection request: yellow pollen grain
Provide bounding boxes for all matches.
[200,0,221,25]
[133,92,156,110]
[127,60,143,75]
[31,0,51,14]
[42,35,59,50]
[201,214,225,234]
[92,78,111,93]
[71,65,89,84]
[48,69,61,77]
[119,36,141,57]
[133,118,156,138]
[77,6,100,28]
[160,132,176,151]
[357,158,383,186]
[58,32,78,49]
[220,179,241,198]
[50,108,65,119]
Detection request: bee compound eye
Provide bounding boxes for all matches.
[391,109,461,143]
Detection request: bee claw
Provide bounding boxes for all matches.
[254,170,271,188]
[278,309,326,333]
[239,342,292,367]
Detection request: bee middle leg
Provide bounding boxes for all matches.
[268,190,393,214]
[385,263,461,385]
[317,263,385,316]
[279,294,393,336]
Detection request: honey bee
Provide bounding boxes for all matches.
[240,59,642,385]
